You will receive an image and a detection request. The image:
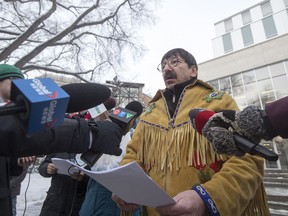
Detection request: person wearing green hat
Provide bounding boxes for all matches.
[0,64,34,216]
[0,64,24,104]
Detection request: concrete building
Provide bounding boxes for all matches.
[198,0,288,170]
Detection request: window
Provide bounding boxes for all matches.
[284,0,288,8]
[272,75,288,99]
[258,79,275,105]
[270,62,286,77]
[225,18,233,32]
[219,77,231,94]
[242,10,252,25]
[241,25,254,46]
[261,1,273,17]
[231,74,244,96]
[255,67,270,80]
[223,33,233,53]
[244,82,261,107]
[207,80,219,90]
[243,70,256,84]
[262,16,277,38]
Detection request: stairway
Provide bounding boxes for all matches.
[264,169,288,216]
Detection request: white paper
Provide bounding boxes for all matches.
[52,158,175,207]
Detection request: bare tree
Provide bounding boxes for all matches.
[0,0,156,82]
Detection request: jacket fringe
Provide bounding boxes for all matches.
[138,123,226,174]
[242,183,270,216]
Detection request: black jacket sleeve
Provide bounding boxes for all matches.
[265,96,288,138]
[0,116,90,157]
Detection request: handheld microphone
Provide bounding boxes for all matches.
[0,79,111,133]
[6,78,70,134]
[189,108,278,161]
[81,101,143,167]
[88,97,117,120]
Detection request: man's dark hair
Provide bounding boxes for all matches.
[161,48,198,70]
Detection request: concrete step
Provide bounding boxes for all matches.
[268,201,288,211]
[267,194,288,202]
[264,173,288,178]
[264,177,288,183]
[264,182,288,188]
[269,208,288,216]
[265,169,288,173]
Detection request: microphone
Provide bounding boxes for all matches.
[80,101,143,167]
[109,100,143,135]
[61,82,111,113]
[0,78,111,133]
[88,97,117,120]
[189,108,278,161]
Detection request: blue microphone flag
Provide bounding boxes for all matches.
[10,78,70,133]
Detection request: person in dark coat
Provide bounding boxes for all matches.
[0,64,122,216]
[39,153,89,216]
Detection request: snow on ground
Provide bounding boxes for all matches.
[17,173,50,216]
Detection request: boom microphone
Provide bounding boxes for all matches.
[61,82,111,113]
[189,108,278,161]
[81,101,143,167]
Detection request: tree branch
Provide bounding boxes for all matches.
[0,0,56,62]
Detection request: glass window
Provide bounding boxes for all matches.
[223,33,233,53]
[235,97,247,110]
[241,25,254,46]
[270,62,286,77]
[243,70,256,84]
[261,1,273,17]
[272,75,288,99]
[231,74,244,97]
[219,77,231,94]
[242,10,252,25]
[257,79,275,105]
[244,82,261,107]
[284,0,288,7]
[225,18,233,32]
[262,16,277,38]
[255,67,270,80]
[207,80,219,90]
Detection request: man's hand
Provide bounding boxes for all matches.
[89,120,122,156]
[111,193,140,213]
[156,190,208,216]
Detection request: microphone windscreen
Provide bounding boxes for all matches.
[125,101,143,117]
[103,97,117,111]
[61,83,111,113]
[189,108,215,134]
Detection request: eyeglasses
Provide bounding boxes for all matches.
[157,58,184,72]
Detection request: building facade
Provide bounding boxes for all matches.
[198,0,288,169]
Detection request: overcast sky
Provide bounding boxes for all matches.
[114,0,263,95]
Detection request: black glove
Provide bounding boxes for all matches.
[89,120,122,156]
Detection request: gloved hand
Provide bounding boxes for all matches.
[89,120,122,156]
[202,106,275,156]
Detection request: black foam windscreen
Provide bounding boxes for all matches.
[125,101,143,117]
[103,97,117,110]
[61,83,111,113]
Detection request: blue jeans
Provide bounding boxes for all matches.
[80,179,141,216]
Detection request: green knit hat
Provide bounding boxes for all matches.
[0,64,24,81]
